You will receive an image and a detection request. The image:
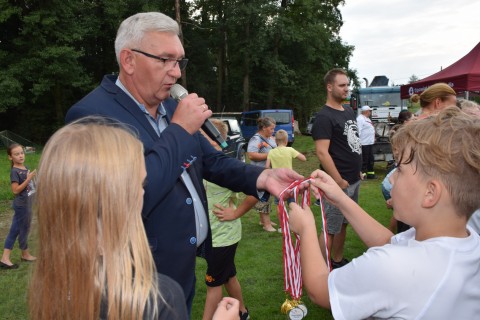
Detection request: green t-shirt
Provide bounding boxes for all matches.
[204,180,243,247]
[267,146,300,169]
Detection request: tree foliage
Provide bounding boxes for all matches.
[0,0,354,143]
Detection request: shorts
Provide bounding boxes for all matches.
[321,180,360,235]
[205,243,238,287]
[254,200,271,214]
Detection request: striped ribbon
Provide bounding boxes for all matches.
[278,178,312,300]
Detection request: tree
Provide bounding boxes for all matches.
[0,0,354,141]
[408,74,419,83]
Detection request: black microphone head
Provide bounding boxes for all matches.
[170,84,189,101]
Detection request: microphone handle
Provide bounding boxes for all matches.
[202,119,228,149]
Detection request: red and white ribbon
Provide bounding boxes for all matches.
[278,178,312,300]
[317,193,331,271]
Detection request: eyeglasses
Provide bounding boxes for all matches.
[131,49,188,71]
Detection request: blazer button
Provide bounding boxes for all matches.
[190,237,197,245]
[186,198,193,205]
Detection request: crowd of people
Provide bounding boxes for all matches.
[1,9,479,320]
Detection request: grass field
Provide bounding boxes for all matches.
[0,135,393,320]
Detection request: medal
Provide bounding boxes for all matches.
[281,298,308,319]
[278,179,312,318]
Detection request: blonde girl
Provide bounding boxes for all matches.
[29,118,187,319]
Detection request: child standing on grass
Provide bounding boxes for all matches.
[289,107,480,319]
[202,119,257,320]
[266,129,306,204]
[0,144,36,270]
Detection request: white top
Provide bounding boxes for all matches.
[328,226,480,320]
[356,114,375,145]
[468,209,480,234]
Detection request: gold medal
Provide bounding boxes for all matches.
[281,298,294,314]
[282,298,307,319]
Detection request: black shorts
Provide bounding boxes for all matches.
[205,243,238,287]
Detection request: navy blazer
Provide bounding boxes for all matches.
[65,75,264,304]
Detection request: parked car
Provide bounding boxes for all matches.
[240,109,295,145]
[305,115,316,135]
[212,117,247,162]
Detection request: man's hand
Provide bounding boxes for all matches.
[170,93,212,134]
[336,178,349,190]
[256,168,304,198]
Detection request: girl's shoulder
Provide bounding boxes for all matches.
[11,166,28,173]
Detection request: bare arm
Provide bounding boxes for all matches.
[213,195,259,221]
[288,202,331,308]
[296,153,307,162]
[265,158,271,168]
[315,139,348,189]
[11,169,36,195]
[247,151,268,162]
[310,170,393,247]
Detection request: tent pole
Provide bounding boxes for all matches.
[465,91,469,100]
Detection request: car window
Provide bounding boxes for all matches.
[242,112,260,126]
[264,112,290,124]
[228,120,242,135]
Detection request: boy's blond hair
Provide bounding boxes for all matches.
[209,118,228,140]
[391,107,480,218]
[275,129,288,145]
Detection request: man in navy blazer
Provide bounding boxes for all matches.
[65,12,303,313]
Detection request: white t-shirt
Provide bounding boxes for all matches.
[356,114,375,146]
[328,226,480,320]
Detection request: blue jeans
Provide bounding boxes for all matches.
[4,205,32,250]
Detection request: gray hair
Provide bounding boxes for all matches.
[114,12,180,64]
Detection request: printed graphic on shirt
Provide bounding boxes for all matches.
[344,120,361,155]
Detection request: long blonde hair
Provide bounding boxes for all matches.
[29,118,159,319]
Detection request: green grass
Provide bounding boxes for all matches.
[0,136,393,319]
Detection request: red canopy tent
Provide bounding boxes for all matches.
[400,42,480,99]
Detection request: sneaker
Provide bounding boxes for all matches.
[314,199,320,206]
[239,308,250,320]
[331,258,349,269]
[366,174,377,179]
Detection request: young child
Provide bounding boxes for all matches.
[0,143,36,269]
[29,119,188,319]
[266,129,306,170]
[265,129,306,204]
[288,107,480,319]
[202,119,257,320]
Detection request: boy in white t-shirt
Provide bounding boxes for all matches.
[288,107,480,319]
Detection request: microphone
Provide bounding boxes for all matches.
[170,84,228,149]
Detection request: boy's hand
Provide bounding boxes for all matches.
[213,203,236,221]
[288,202,316,235]
[310,169,348,207]
[212,297,240,320]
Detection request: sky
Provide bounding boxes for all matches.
[339,0,480,87]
